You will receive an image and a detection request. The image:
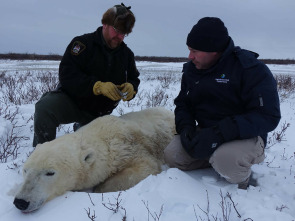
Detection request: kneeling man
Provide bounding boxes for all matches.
[164,17,281,189]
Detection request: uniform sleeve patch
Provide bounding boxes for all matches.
[71,41,86,55]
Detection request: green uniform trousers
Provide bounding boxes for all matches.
[33,91,97,147]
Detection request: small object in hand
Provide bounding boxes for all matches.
[122,92,128,99]
[116,88,128,99]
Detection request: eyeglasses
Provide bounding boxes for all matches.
[112,26,128,37]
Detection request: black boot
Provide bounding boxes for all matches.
[73,122,81,132]
[238,173,258,190]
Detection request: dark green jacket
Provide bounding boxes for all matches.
[58,27,140,116]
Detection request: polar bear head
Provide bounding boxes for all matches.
[13,133,108,213]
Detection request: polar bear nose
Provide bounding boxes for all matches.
[13,198,30,211]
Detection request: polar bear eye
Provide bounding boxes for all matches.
[46,172,55,176]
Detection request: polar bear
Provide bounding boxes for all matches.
[13,107,175,213]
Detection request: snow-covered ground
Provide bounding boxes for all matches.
[0,59,294,220]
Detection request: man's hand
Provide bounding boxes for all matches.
[93,81,121,101]
[117,83,135,101]
[189,127,224,159]
[180,126,196,153]
[180,117,239,159]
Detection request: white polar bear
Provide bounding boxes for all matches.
[13,107,175,213]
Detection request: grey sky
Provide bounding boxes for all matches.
[0,0,294,59]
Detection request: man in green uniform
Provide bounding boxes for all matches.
[33,3,140,147]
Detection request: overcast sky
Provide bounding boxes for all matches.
[1,0,294,59]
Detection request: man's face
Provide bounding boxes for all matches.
[103,24,126,49]
[188,47,221,70]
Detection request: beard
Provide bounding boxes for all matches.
[106,37,123,49]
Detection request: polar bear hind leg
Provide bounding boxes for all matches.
[94,156,161,193]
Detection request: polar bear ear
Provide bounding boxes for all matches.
[82,149,96,165]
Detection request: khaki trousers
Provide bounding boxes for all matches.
[164,135,265,184]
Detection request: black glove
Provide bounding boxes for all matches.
[189,127,224,159]
[180,126,196,153]
[181,117,239,159]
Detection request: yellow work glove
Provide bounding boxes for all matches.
[117,83,136,101]
[93,81,121,101]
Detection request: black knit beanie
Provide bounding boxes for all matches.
[186,17,229,52]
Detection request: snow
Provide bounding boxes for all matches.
[0,59,295,220]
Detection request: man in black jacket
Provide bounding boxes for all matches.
[33,3,140,147]
[164,17,281,189]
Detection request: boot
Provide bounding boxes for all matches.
[73,122,81,132]
[238,173,258,190]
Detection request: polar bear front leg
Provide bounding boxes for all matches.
[94,157,162,193]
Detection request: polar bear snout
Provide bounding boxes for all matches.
[13,196,45,213]
[13,167,55,212]
[13,198,30,211]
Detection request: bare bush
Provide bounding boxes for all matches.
[102,191,124,213]
[57,124,73,134]
[157,73,177,89]
[37,71,59,95]
[276,204,289,212]
[20,74,39,102]
[85,208,97,221]
[6,161,24,171]
[142,200,164,221]
[0,71,6,87]
[116,106,125,116]
[275,74,295,99]
[101,192,127,220]
[265,156,280,169]
[267,121,290,148]
[1,76,22,105]
[194,190,216,221]
[194,190,253,221]
[158,76,170,89]
[0,71,58,105]
[131,90,145,107]
[145,86,169,108]
[0,107,29,163]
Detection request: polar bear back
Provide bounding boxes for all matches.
[119,107,175,136]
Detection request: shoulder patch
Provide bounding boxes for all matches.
[71,41,86,55]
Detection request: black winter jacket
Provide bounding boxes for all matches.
[174,38,281,145]
[57,27,140,116]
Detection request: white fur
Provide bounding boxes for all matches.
[14,107,175,212]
